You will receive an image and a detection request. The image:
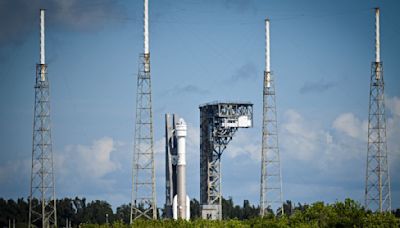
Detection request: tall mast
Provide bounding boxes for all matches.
[365,7,391,212]
[29,9,57,228]
[130,0,156,222]
[265,19,271,87]
[375,8,380,64]
[260,18,284,216]
[40,9,46,81]
[144,0,149,55]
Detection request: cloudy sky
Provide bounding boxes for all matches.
[0,0,399,211]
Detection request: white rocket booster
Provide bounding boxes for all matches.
[172,118,190,220]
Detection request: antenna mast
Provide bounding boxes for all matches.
[365,7,391,212]
[130,0,157,222]
[260,18,284,216]
[29,9,57,228]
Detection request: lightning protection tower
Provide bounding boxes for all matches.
[29,9,57,228]
[260,19,283,216]
[200,102,253,220]
[130,0,157,221]
[365,8,391,212]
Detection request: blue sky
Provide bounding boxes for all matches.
[0,0,399,211]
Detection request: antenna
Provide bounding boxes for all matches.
[265,19,271,87]
[144,0,149,55]
[40,9,45,65]
[40,9,46,81]
[365,7,391,212]
[29,9,57,227]
[260,18,284,217]
[375,8,380,64]
[130,0,156,222]
[143,0,150,72]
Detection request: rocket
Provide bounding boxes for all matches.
[165,115,190,220]
[172,118,190,220]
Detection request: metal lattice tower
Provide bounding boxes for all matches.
[130,0,157,221]
[260,19,283,216]
[365,8,391,212]
[29,9,57,228]
[200,102,253,220]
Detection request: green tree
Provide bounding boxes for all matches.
[83,200,114,224]
[362,212,400,227]
[331,198,365,227]
[72,197,87,224]
[57,198,76,226]
[116,204,130,223]
[222,196,234,219]
[190,198,201,219]
[282,200,293,216]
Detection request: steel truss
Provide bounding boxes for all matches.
[29,64,57,228]
[365,62,391,212]
[200,102,253,220]
[260,71,283,216]
[131,53,157,221]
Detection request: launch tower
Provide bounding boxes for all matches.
[199,102,253,220]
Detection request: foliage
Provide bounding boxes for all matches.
[0,197,399,227]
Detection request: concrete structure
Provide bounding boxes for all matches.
[199,102,253,220]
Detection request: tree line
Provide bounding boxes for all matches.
[1,197,399,227]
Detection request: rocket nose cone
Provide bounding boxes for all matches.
[178,118,186,126]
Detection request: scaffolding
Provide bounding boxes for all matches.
[199,102,253,220]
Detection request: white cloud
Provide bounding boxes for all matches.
[57,137,121,183]
[386,97,400,168]
[332,113,367,140]
[280,109,320,161]
[225,130,261,161]
[387,96,400,117]
[280,109,368,169]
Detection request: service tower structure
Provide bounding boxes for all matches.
[199,102,253,220]
[29,9,57,228]
[365,8,391,212]
[260,18,284,216]
[130,0,157,221]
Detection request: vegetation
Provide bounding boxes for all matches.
[0,197,399,227]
